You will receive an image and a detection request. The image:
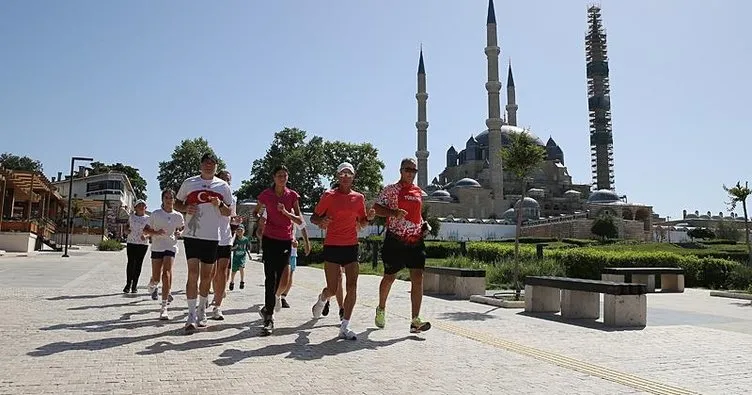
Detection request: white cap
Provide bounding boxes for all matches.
[337,162,355,174]
[134,199,146,207]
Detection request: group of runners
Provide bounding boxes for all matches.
[123,153,432,338]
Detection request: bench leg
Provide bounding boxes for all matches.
[455,277,486,299]
[660,274,684,292]
[524,285,560,313]
[603,294,647,327]
[631,274,656,293]
[561,290,600,319]
[601,274,624,283]
[423,272,439,294]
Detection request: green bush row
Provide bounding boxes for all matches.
[98,239,125,251]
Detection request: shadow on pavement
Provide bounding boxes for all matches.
[517,311,646,332]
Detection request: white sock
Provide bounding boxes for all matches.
[319,293,328,303]
[198,296,207,310]
[341,319,349,329]
[187,299,197,316]
[161,299,168,307]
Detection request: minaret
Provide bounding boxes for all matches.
[586,5,615,191]
[505,61,518,126]
[485,0,504,204]
[415,47,429,188]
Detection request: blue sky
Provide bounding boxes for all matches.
[2,0,751,219]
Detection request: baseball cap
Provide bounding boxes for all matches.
[201,153,218,164]
[134,199,146,207]
[337,162,355,174]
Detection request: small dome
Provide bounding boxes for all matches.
[430,190,451,197]
[515,197,541,209]
[503,197,541,221]
[587,189,620,203]
[564,189,582,195]
[454,178,482,188]
[527,188,545,198]
[502,208,516,220]
[424,184,440,193]
[685,214,699,219]
[699,215,710,219]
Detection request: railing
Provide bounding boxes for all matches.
[522,212,589,228]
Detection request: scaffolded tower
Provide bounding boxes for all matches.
[586,5,615,191]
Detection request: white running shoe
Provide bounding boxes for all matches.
[184,314,197,333]
[312,295,326,319]
[159,306,169,320]
[212,306,224,321]
[148,283,159,300]
[339,326,357,340]
[197,304,208,327]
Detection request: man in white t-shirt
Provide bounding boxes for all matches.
[210,170,242,320]
[174,153,233,333]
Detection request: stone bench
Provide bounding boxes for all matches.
[524,276,647,327]
[423,266,486,299]
[601,267,684,293]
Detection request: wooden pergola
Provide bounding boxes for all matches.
[0,167,65,238]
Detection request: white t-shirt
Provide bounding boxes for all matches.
[148,208,185,253]
[127,213,150,245]
[290,246,298,257]
[219,197,238,246]
[176,175,233,241]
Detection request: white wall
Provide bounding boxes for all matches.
[52,173,136,212]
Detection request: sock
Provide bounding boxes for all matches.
[341,319,349,329]
[198,296,207,310]
[161,299,167,307]
[187,299,197,316]
[319,293,328,303]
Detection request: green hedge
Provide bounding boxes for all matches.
[98,239,124,251]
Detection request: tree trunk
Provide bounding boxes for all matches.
[513,181,525,301]
[743,200,751,267]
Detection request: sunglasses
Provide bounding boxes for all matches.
[401,167,418,173]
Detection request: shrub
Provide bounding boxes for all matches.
[487,257,566,289]
[702,239,738,245]
[424,241,462,258]
[98,239,124,251]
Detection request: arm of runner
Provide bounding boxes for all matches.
[310,193,331,228]
[300,226,311,256]
[282,199,304,226]
[174,180,196,215]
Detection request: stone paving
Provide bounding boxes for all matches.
[1,246,752,394]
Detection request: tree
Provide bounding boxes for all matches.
[422,205,441,238]
[158,138,226,194]
[236,128,326,209]
[716,220,741,242]
[320,141,385,201]
[499,131,547,300]
[687,227,715,240]
[724,181,752,265]
[88,162,148,200]
[591,214,619,241]
[0,153,43,172]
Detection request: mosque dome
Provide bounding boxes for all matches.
[502,197,541,221]
[475,125,545,147]
[428,190,453,201]
[454,178,482,188]
[527,188,545,198]
[587,189,621,203]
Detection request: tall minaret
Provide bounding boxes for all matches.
[485,0,504,205]
[415,47,429,188]
[505,61,518,126]
[586,5,615,191]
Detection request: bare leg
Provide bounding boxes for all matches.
[240,267,245,282]
[212,258,230,306]
[335,268,345,308]
[185,259,200,299]
[198,262,214,298]
[409,269,424,319]
[342,262,359,320]
[150,259,162,286]
[378,274,397,310]
[320,262,343,299]
[161,257,174,301]
[276,265,291,297]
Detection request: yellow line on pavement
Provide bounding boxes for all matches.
[296,278,697,395]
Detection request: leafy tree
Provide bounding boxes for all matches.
[320,141,385,201]
[0,153,43,172]
[687,227,715,240]
[591,214,619,241]
[724,181,752,265]
[715,220,742,242]
[236,128,325,209]
[158,138,226,194]
[88,161,148,200]
[499,130,546,300]
[422,205,441,238]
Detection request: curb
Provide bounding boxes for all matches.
[470,294,525,308]
[709,290,752,301]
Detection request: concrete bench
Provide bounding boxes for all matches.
[524,276,647,327]
[601,267,684,293]
[423,266,486,299]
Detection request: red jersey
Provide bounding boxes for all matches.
[314,189,367,246]
[376,181,423,244]
[257,187,300,241]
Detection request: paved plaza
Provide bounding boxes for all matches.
[2,246,752,394]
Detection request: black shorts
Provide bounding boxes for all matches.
[261,236,292,267]
[183,237,219,264]
[323,245,359,265]
[151,250,176,260]
[217,245,232,260]
[381,232,426,275]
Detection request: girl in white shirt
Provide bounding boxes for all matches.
[124,200,150,294]
[143,189,185,320]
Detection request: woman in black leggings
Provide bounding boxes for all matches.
[124,199,150,294]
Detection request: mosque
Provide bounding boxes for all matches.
[411,1,653,239]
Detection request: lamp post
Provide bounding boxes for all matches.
[63,156,93,258]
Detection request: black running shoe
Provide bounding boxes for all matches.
[229,282,234,291]
[281,298,290,308]
[123,284,130,294]
[239,281,245,289]
[261,319,274,336]
[322,300,330,316]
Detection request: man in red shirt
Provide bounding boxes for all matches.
[310,162,375,340]
[373,158,431,333]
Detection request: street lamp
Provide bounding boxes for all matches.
[63,156,94,258]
